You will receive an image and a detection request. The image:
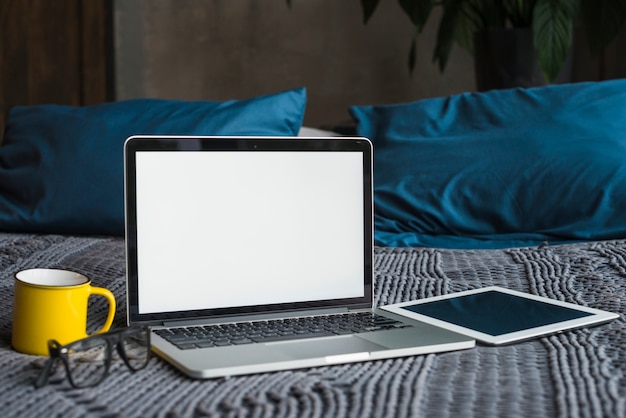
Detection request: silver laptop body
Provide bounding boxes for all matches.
[124,135,474,379]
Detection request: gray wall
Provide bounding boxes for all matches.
[114,1,626,128]
[113,0,475,128]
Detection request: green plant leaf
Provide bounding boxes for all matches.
[469,0,506,28]
[361,0,381,24]
[398,0,436,32]
[580,0,626,51]
[503,0,537,27]
[408,30,419,76]
[396,0,436,74]
[453,0,499,53]
[434,0,466,72]
[533,0,578,82]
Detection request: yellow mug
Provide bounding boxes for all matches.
[12,268,116,356]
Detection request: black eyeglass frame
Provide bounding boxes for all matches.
[34,326,151,389]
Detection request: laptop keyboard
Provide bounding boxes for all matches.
[155,312,410,350]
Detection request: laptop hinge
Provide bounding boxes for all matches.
[161,307,358,328]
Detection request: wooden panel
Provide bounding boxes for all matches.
[0,0,112,141]
[81,0,113,104]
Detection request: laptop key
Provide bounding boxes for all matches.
[231,338,255,345]
[176,343,199,350]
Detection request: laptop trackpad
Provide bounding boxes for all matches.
[270,336,387,361]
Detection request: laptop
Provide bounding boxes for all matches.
[124,135,475,379]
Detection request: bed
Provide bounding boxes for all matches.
[1,81,626,417]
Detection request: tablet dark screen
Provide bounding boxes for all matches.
[400,290,593,336]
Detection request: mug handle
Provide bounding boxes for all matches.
[88,286,116,335]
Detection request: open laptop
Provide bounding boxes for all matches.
[124,135,475,379]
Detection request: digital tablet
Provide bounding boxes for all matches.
[382,286,619,345]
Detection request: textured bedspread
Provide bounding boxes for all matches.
[0,233,624,417]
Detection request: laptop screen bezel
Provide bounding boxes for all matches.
[124,136,374,325]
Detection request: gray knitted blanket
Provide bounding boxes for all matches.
[0,233,624,417]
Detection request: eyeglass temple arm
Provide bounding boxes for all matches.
[34,356,57,388]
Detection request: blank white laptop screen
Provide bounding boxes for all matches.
[134,151,365,314]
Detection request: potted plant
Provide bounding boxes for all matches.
[361,0,626,90]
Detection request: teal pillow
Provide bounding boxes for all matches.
[0,88,306,235]
[350,79,626,249]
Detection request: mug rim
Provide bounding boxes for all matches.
[15,268,90,288]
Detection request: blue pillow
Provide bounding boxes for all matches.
[350,79,626,249]
[0,88,306,235]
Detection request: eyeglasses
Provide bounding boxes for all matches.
[34,326,151,388]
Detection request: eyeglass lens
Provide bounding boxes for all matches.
[60,327,150,388]
[65,336,111,387]
[120,327,151,370]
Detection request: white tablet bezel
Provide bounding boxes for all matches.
[382,286,619,345]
